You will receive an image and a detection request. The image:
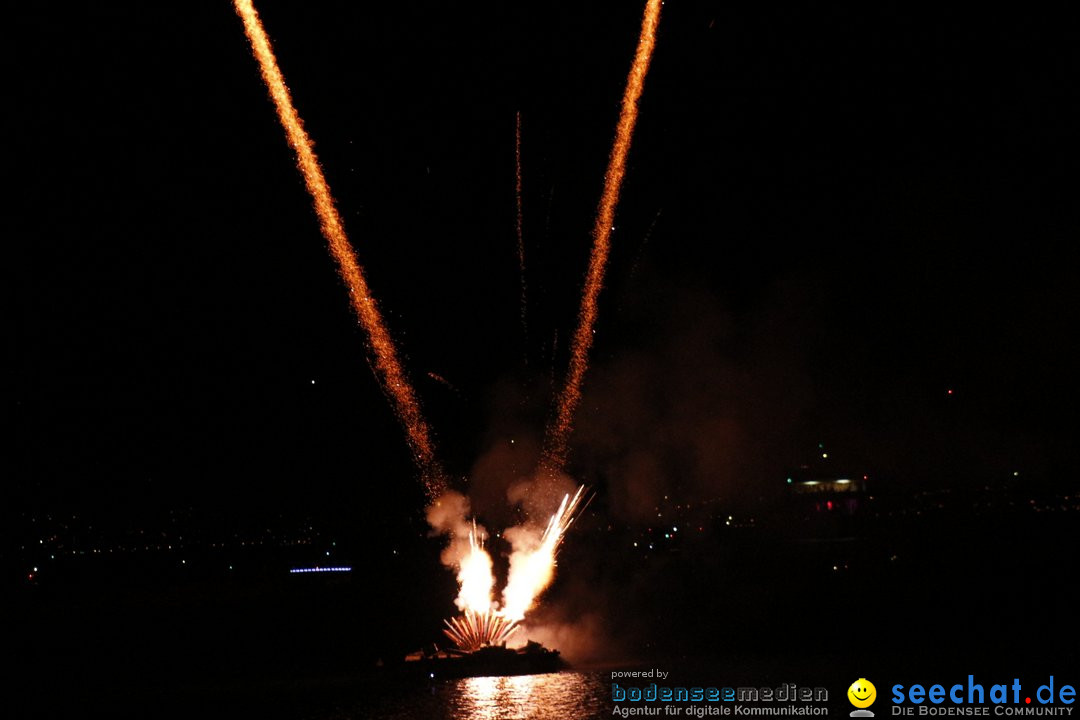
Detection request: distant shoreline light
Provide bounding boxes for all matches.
[289,567,352,574]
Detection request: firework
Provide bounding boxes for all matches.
[443,610,520,652]
[543,0,663,472]
[233,0,445,500]
[441,485,587,648]
[426,371,461,395]
[501,485,588,621]
[444,1,659,637]
[234,1,650,647]
[454,522,495,614]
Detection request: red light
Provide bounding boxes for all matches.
[947,389,954,395]
[826,501,833,511]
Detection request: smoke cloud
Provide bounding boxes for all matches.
[572,280,819,518]
[426,491,486,571]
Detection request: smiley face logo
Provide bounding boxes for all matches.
[848,679,877,709]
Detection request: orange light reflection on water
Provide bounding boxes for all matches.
[449,672,607,720]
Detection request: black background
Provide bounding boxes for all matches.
[10,2,1078,717]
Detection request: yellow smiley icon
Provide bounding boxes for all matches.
[848,679,877,709]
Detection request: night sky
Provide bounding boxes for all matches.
[12,3,1077,529]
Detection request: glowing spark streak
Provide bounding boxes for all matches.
[515,111,528,356]
[444,610,519,652]
[543,0,662,472]
[233,0,445,499]
[501,486,587,621]
[426,372,460,395]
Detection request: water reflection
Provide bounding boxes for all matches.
[327,671,610,720]
[449,672,608,720]
[453,675,514,719]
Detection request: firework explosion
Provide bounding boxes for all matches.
[439,1,661,648]
[454,522,495,614]
[433,0,662,649]
[443,611,519,653]
[234,0,659,655]
[233,0,446,501]
[441,486,588,650]
[501,485,588,622]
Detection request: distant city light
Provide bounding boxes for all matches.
[289,567,352,574]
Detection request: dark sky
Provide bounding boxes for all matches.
[11,2,1078,527]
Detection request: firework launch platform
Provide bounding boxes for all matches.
[399,641,566,679]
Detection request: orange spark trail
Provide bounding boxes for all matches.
[515,111,528,355]
[543,0,662,472]
[234,0,445,499]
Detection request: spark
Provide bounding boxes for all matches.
[543,0,663,472]
[501,485,588,621]
[236,1,645,645]
[449,0,660,638]
[233,0,445,500]
[443,610,519,652]
[426,371,460,395]
[442,486,588,645]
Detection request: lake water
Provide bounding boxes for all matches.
[310,670,612,720]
